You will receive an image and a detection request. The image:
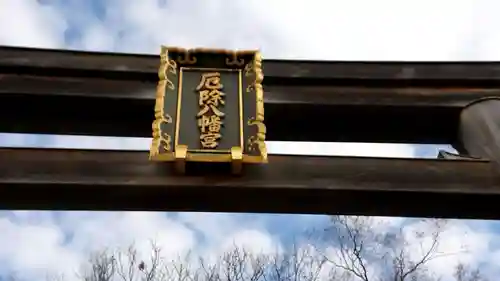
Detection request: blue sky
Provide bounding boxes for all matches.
[1,0,500,280]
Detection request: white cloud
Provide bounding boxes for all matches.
[319,218,496,281]
[0,212,282,281]
[1,0,500,280]
[402,219,494,279]
[0,215,81,281]
[0,133,417,158]
[0,0,66,48]
[219,229,280,255]
[54,0,500,61]
[267,142,416,158]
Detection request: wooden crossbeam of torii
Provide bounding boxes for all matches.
[3,46,500,144]
[1,46,500,218]
[1,148,499,219]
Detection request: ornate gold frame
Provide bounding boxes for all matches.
[149,46,267,173]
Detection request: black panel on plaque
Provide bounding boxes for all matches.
[177,68,241,151]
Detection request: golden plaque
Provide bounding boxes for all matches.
[149,46,267,174]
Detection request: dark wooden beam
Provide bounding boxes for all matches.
[2,73,498,106]
[2,148,500,219]
[3,46,500,83]
[0,78,461,143]
[2,46,500,143]
[0,74,496,144]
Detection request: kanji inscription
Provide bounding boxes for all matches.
[149,46,267,173]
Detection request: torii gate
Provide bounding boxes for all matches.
[0,46,499,219]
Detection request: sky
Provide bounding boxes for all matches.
[1,0,500,280]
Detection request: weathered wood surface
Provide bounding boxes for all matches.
[2,73,499,106]
[2,46,500,143]
[3,46,500,82]
[0,87,459,143]
[2,148,500,219]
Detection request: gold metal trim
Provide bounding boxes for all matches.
[150,46,176,159]
[177,50,197,64]
[226,53,245,67]
[175,67,243,154]
[183,67,239,72]
[231,146,243,174]
[174,67,183,147]
[150,46,267,166]
[188,149,231,153]
[150,152,264,164]
[174,145,188,174]
[244,51,267,163]
[238,70,244,149]
[163,46,257,60]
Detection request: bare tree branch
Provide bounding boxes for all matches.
[317,216,465,281]
[54,221,487,281]
[454,263,489,281]
[77,249,116,281]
